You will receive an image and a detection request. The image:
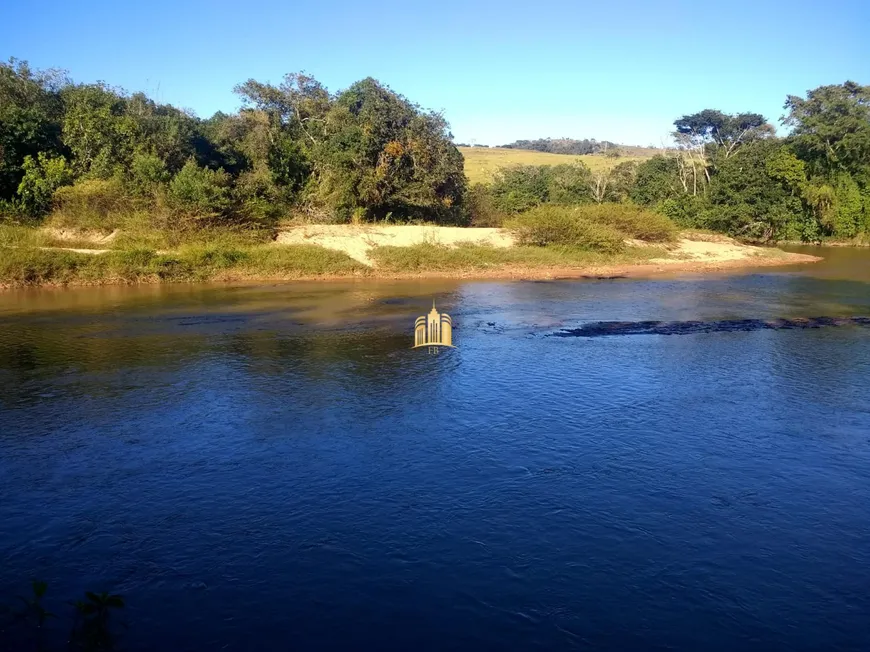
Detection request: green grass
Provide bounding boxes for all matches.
[111,221,275,250]
[369,242,666,272]
[0,224,50,248]
[459,147,656,184]
[0,243,367,287]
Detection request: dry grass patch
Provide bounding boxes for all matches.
[459,147,654,184]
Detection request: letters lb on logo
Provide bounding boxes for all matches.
[413,300,455,352]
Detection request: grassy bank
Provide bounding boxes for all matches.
[369,242,667,272]
[0,242,367,287]
[0,201,819,288]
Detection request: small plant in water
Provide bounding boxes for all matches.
[1,581,127,651]
[69,591,126,651]
[17,580,56,628]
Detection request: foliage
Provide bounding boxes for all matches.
[3,581,126,652]
[702,140,808,241]
[168,160,232,218]
[128,152,170,199]
[70,590,125,650]
[501,137,617,155]
[630,156,685,205]
[0,57,867,243]
[306,78,466,223]
[570,203,677,242]
[505,205,626,253]
[783,81,870,176]
[17,152,73,215]
[547,162,594,204]
[489,164,553,212]
[51,178,128,230]
[673,109,773,158]
[466,182,505,227]
[0,59,65,200]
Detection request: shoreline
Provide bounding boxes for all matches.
[0,250,821,290]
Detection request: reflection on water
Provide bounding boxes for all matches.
[1,251,870,651]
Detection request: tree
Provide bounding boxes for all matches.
[0,59,66,201]
[234,72,331,148]
[630,156,684,205]
[489,165,552,212]
[168,159,232,218]
[703,140,807,241]
[674,109,773,158]
[17,152,73,215]
[672,109,774,197]
[60,83,136,177]
[307,77,465,222]
[782,81,870,176]
[547,162,593,204]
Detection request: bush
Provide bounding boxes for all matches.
[233,168,288,226]
[168,160,232,218]
[490,165,552,213]
[571,203,678,242]
[547,162,593,204]
[51,178,128,230]
[466,183,505,227]
[505,205,626,253]
[17,153,74,216]
[128,153,170,199]
[656,194,704,228]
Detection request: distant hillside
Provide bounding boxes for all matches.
[458,146,659,184]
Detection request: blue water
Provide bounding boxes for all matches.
[1,252,869,651]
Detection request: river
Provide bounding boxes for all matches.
[1,248,869,651]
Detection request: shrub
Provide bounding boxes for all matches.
[233,168,287,226]
[168,160,232,218]
[466,183,505,227]
[128,153,170,199]
[51,178,128,230]
[656,195,704,228]
[505,205,626,253]
[571,203,678,242]
[17,153,73,216]
[490,165,552,213]
[547,162,593,204]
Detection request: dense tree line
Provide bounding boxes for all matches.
[1,56,867,244]
[476,83,870,242]
[500,137,618,155]
[0,59,466,228]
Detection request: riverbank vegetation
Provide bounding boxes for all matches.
[468,85,870,244]
[0,239,366,286]
[0,57,863,287]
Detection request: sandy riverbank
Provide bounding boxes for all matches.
[274,224,821,275]
[0,225,822,289]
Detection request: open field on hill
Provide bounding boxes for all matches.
[459,146,660,184]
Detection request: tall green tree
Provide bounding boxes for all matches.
[782,81,870,176]
[0,59,66,202]
[703,140,809,241]
[674,109,773,159]
[308,77,465,222]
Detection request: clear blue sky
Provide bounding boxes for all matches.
[2,0,868,146]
